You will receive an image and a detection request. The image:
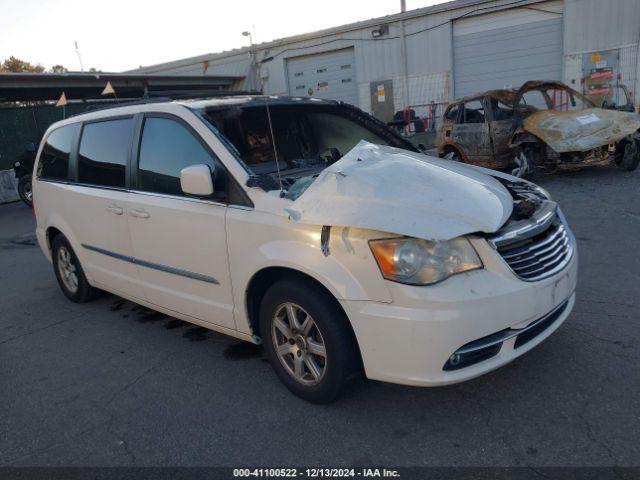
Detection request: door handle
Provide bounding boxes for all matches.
[106,205,123,215]
[129,208,150,219]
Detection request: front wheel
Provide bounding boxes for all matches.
[17,175,33,207]
[617,139,640,171]
[260,279,361,403]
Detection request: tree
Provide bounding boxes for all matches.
[0,56,44,73]
[50,65,68,73]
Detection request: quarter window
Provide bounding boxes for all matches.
[37,124,79,181]
[137,117,217,196]
[444,105,460,122]
[78,118,134,188]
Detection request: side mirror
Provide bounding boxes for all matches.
[180,164,215,197]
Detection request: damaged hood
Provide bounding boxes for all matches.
[286,141,513,240]
[524,108,640,152]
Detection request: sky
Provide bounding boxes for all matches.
[0,0,442,72]
[0,0,445,73]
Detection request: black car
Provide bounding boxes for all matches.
[13,142,37,207]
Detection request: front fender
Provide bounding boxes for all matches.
[225,209,393,334]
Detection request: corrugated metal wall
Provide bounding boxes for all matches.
[134,0,532,114]
[563,0,640,54]
[453,1,563,97]
[133,0,640,111]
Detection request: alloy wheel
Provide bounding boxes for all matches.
[57,246,78,293]
[271,302,327,385]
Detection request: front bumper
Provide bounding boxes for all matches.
[342,236,578,387]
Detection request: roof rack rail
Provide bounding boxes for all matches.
[76,90,261,115]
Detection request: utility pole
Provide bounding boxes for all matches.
[399,0,410,109]
[74,41,84,72]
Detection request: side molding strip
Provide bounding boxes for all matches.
[82,244,219,285]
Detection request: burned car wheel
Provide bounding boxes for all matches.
[259,278,360,403]
[617,139,640,171]
[441,148,463,163]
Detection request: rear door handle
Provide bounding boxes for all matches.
[130,208,150,219]
[106,205,123,215]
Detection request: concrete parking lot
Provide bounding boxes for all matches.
[1,166,639,467]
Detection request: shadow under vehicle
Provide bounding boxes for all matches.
[436,81,640,175]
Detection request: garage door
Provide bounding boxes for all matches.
[453,0,563,98]
[286,48,358,105]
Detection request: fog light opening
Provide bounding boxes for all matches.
[443,342,503,371]
[448,353,461,366]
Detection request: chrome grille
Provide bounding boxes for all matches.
[496,218,574,281]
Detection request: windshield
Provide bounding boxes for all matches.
[197,102,413,178]
[517,84,596,112]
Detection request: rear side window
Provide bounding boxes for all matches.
[37,124,79,181]
[78,118,134,188]
[137,117,217,196]
[461,100,486,124]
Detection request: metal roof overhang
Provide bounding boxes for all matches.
[0,73,243,102]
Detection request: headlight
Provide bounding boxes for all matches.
[369,237,482,285]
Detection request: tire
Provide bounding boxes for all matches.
[51,235,99,303]
[259,278,361,403]
[17,175,33,208]
[617,139,640,171]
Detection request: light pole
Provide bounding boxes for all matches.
[242,30,259,92]
[242,30,253,46]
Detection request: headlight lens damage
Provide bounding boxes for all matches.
[369,237,483,285]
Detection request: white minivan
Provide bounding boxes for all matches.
[33,96,578,402]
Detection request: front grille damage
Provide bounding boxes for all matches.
[490,178,575,282]
[497,220,572,281]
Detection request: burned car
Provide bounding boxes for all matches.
[437,81,640,174]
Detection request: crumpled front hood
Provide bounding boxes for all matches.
[285,141,513,240]
[524,108,640,152]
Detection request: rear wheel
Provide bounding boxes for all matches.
[51,235,99,303]
[17,175,33,207]
[260,279,360,403]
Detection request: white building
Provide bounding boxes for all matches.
[132,0,640,119]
